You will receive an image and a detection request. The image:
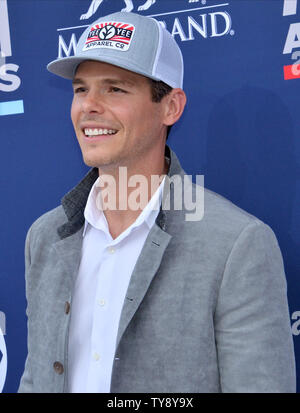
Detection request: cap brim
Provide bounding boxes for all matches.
[47,55,161,81]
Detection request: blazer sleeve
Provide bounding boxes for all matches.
[214,221,296,392]
[18,226,34,393]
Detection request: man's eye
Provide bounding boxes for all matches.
[74,87,86,94]
[110,86,126,93]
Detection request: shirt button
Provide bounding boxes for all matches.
[53,361,64,375]
[108,247,115,254]
[98,299,106,307]
[93,352,100,361]
[64,301,71,314]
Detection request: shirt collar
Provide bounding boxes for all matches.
[83,175,166,238]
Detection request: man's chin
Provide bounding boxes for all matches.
[82,154,120,169]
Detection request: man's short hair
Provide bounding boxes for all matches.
[147,79,173,140]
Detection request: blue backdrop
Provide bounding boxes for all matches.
[0,0,299,392]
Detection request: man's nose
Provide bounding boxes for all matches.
[82,91,105,114]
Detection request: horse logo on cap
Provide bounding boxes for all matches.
[80,0,157,20]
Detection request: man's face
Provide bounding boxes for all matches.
[71,60,168,171]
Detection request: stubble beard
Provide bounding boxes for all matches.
[81,132,160,174]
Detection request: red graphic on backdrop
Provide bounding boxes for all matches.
[284,64,300,79]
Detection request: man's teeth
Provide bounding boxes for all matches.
[84,128,117,136]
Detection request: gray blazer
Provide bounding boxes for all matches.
[19,147,296,393]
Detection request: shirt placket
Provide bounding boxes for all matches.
[86,241,119,392]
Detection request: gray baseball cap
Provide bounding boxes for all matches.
[47,12,184,89]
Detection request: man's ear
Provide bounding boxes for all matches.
[163,88,187,126]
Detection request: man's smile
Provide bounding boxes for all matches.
[83,127,118,137]
[80,125,119,141]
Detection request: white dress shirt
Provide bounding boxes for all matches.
[67,175,164,393]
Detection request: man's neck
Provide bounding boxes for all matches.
[97,158,169,240]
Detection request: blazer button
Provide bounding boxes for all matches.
[64,301,70,314]
[53,361,64,375]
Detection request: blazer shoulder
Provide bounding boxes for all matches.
[175,184,275,253]
[203,187,264,231]
[28,205,67,246]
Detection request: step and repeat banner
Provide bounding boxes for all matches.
[0,0,299,393]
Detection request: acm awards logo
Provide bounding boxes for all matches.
[0,0,24,116]
[57,0,234,59]
[0,311,7,393]
[80,0,159,18]
[283,0,300,79]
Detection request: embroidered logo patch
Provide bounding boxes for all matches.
[83,21,135,52]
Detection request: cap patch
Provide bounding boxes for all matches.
[83,22,135,52]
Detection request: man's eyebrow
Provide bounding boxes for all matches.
[72,77,135,87]
[72,78,84,86]
[102,78,135,87]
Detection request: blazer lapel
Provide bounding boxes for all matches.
[51,167,98,287]
[115,147,183,348]
[116,223,172,348]
[52,227,84,287]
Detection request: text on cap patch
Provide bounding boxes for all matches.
[83,21,136,52]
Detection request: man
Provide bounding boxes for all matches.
[19,12,296,393]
